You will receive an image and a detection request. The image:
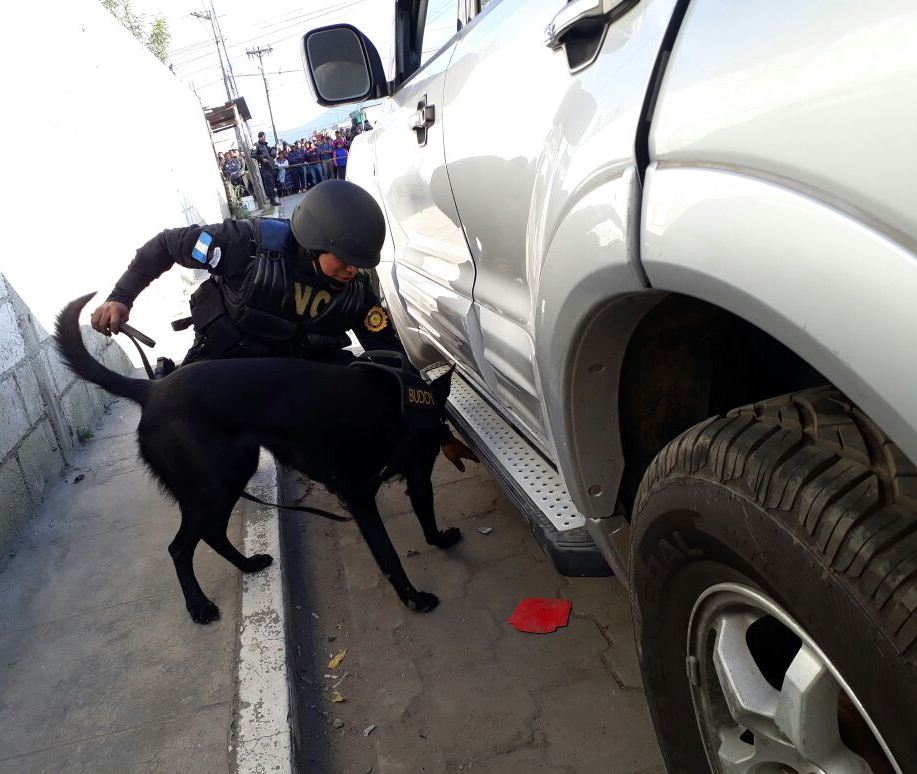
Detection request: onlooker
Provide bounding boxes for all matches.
[305,141,324,188]
[287,143,306,193]
[252,131,280,206]
[275,151,290,195]
[222,150,246,195]
[318,135,335,182]
[333,143,348,180]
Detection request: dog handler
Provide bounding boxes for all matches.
[91,180,404,367]
[90,179,476,468]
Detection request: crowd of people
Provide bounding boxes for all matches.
[218,119,373,206]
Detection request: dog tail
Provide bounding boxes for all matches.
[54,293,154,406]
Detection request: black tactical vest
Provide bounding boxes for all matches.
[188,218,371,360]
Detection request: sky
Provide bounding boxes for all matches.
[129,0,396,141]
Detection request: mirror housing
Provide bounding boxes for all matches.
[302,24,389,106]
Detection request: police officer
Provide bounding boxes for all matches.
[91,180,402,367]
[90,180,478,468]
[252,131,280,207]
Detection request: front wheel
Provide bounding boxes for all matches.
[629,387,916,773]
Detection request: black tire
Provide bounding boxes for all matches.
[629,386,917,773]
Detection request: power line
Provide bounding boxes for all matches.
[190,7,232,101]
[171,0,371,70]
[246,45,279,145]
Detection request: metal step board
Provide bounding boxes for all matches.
[429,365,611,577]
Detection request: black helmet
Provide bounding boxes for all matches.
[290,180,385,269]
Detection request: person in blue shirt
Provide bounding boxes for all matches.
[333,144,348,180]
[318,135,334,182]
[287,143,307,193]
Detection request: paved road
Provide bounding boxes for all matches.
[280,454,664,773]
[0,399,242,773]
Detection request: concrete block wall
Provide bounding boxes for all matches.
[0,275,134,553]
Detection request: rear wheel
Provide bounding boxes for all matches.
[629,387,917,773]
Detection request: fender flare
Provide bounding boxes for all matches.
[642,163,917,466]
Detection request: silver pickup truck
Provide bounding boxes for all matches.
[302,1,917,770]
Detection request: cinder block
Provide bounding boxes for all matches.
[0,301,26,373]
[0,456,30,552]
[82,325,109,360]
[101,342,134,375]
[14,362,46,423]
[86,383,111,416]
[16,420,63,505]
[59,381,95,446]
[40,343,75,395]
[31,314,50,344]
[0,377,30,458]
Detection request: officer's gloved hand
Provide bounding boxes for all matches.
[91,301,130,336]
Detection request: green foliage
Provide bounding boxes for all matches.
[76,428,95,444]
[227,184,253,220]
[99,0,171,64]
[147,16,170,63]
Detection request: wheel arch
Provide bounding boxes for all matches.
[551,289,828,521]
[549,165,917,521]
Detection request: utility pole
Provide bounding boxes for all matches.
[190,8,232,102]
[190,3,267,207]
[246,45,279,145]
[209,0,239,98]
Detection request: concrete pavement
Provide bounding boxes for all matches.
[0,395,287,773]
[280,454,664,773]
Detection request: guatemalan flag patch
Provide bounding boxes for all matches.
[191,231,213,264]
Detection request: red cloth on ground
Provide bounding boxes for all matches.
[507,598,572,634]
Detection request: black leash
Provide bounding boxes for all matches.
[118,324,157,380]
[239,490,352,521]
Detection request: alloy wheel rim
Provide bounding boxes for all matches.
[686,583,899,774]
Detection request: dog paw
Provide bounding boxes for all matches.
[189,600,220,624]
[242,553,273,573]
[407,591,440,612]
[429,527,462,549]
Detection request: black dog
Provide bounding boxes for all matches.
[55,294,461,624]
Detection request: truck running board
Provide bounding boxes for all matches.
[432,366,612,578]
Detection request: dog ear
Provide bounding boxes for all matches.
[429,365,454,408]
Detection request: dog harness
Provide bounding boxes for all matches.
[349,351,446,430]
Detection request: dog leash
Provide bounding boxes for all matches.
[238,491,352,522]
[117,324,157,380]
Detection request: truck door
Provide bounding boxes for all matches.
[373,0,482,375]
[442,0,676,449]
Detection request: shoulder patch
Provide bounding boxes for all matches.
[364,305,389,333]
[192,231,213,264]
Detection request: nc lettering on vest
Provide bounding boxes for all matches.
[293,283,332,318]
[408,387,435,406]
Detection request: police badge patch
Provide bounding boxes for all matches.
[364,305,389,333]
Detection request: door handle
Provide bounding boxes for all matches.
[411,104,435,131]
[410,94,435,146]
[544,0,635,49]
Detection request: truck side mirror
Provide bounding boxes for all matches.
[302,24,389,106]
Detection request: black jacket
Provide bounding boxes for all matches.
[107,218,403,356]
[252,141,275,169]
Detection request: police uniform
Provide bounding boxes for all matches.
[106,216,402,365]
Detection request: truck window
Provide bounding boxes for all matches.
[420,0,459,66]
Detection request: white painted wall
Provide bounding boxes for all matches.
[0,0,231,551]
[1,0,228,362]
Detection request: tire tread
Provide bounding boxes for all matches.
[635,386,917,655]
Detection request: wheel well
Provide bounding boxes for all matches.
[617,294,826,514]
